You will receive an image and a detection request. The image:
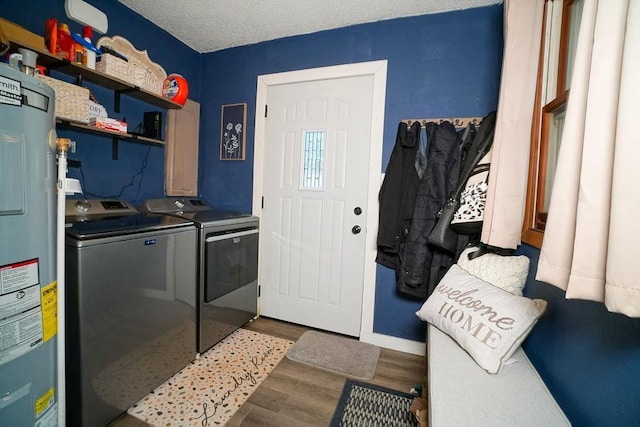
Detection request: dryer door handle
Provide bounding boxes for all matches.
[205,228,259,243]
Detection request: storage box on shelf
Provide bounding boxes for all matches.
[96,54,162,96]
[95,53,135,86]
[96,36,166,96]
[36,74,89,123]
[89,117,127,133]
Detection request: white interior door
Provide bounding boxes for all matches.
[259,74,375,336]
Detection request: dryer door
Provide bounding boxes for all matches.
[204,227,259,302]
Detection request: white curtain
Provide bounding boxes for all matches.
[537,0,640,317]
[481,0,545,249]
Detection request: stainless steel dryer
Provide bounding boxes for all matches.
[65,199,197,426]
[140,198,259,354]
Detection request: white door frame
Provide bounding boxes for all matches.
[252,60,387,342]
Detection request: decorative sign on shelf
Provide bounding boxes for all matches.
[220,103,247,160]
[95,35,167,96]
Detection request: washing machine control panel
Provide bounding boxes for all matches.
[65,199,137,222]
[100,200,130,211]
[140,197,211,213]
[75,199,92,212]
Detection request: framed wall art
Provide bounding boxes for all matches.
[220,103,247,160]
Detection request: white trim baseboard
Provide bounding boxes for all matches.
[360,331,426,356]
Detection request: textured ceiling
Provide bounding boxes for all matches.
[118,0,502,53]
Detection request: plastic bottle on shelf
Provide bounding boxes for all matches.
[82,26,96,69]
[44,19,58,55]
[57,23,73,61]
[74,42,84,65]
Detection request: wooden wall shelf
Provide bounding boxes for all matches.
[2,18,178,160]
[56,119,165,160]
[7,39,182,110]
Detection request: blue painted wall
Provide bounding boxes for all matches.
[198,6,505,342]
[519,244,640,426]
[199,7,503,212]
[2,0,201,206]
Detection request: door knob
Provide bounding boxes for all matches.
[352,225,361,234]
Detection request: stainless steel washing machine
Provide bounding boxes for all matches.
[140,198,259,354]
[65,198,197,426]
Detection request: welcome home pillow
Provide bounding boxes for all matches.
[417,264,547,374]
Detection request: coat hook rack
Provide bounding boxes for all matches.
[401,116,483,128]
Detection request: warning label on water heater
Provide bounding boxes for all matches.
[1,258,39,294]
[0,259,44,366]
[0,75,22,106]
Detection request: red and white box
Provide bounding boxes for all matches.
[89,117,128,133]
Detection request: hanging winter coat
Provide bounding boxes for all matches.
[376,121,422,269]
[397,121,463,298]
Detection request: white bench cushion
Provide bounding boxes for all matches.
[428,325,570,426]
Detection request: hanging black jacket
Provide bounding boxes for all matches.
[397,121,462,298]
[376,121,422,269]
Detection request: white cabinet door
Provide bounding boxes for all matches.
[165,99,200,196]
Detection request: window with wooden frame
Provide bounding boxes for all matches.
[523,0,584,248]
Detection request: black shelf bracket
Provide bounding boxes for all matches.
[112,137,119,160]
[45,58,72,71]
[114,87,138,113]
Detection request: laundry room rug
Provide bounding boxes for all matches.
[330,379,418,427]
[286,330,380,380]
[127,328,293,426]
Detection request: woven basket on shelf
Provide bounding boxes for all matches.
[96,53,163,95]
[36,74,89,123]
[95,36,167,96]
[95,53,136,84]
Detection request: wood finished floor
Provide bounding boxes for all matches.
[110,316,425,426]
